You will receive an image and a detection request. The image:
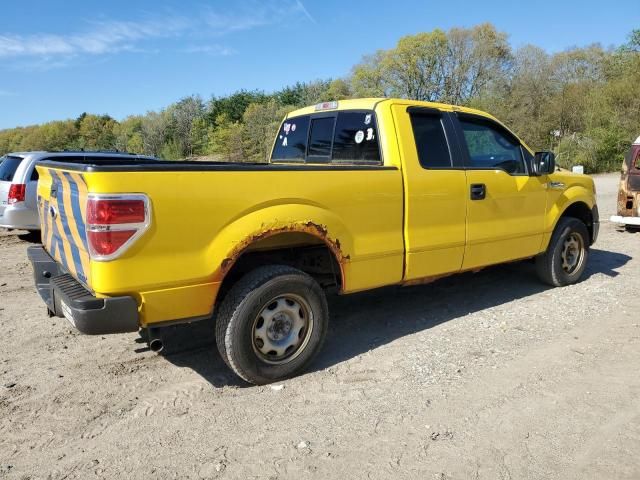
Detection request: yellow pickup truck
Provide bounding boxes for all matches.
[28,98,599,384]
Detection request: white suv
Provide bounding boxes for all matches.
[0,151,158,231]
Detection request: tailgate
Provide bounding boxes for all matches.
[37,167,91,287]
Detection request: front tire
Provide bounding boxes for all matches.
[535,217,589,287]
[215,265,329,385]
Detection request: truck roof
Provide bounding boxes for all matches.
[286,98,498,121]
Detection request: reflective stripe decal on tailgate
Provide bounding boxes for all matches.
[43,170,90,286]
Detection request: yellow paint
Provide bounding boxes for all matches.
[37,170,55,255]
[35,98,597,328]
[390,103,467,278]
[462,170,547,269]
[138,282,220,326]
[541,172,596,247]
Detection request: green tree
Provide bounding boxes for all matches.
[141,111,171,157]
[206,90,267,126]
[168,95,205,157]
[190,117,210,157]
[351,51,388,97]
[442,23,511,103]
[113,116,143,153]
[351,24,511,103]
[208,113,245,161]
[242,100,294,162]
[381,29,449,100]
[78,114,116,150]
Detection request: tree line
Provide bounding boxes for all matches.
[1,24,638,172]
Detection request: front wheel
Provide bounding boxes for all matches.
[215,265,329,385]
[535,217,589,287]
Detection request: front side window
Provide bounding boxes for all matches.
[459,117,526,174]
[409,113,452,168]
[0,156,23,182]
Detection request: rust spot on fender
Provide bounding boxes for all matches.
[215,221,349,288]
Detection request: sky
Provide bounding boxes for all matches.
[0,0,637,129]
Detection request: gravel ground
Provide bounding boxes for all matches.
[0,173,638,479]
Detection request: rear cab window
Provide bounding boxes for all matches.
[0,155,24,182]
[308,117,334,160]
[271,110,381,165]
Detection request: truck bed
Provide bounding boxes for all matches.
[35,159,405,326]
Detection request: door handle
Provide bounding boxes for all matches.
[470,183,486,200]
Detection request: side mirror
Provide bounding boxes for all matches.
[533,151,556,176]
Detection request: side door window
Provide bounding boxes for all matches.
[409,113,453,168]
[458,117,527,175]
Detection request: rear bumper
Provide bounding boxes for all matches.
[0,203,40,230]
[27,246,139,334]
[610,215,640,226]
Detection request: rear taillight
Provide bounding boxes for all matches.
[86,195,150,260]
[8,184,26,204]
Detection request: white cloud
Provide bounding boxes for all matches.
[182,45,237,56]
[294,1,316,24]
[0,17,190,58]
[0,1,314,63]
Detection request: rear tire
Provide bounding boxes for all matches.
[535,217,589,287]
[215,265,329,385]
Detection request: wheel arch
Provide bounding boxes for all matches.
[544,184,597,248]
[558,201,595,243]
[208,205,353,304]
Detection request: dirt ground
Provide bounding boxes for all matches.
[1,173,638,480]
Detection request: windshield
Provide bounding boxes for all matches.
[0,155,24,182]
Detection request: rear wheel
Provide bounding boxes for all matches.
[535,217,589,287]
[215,265,328,385]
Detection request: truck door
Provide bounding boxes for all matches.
[452,113,547,270]
[392,105,467,280]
